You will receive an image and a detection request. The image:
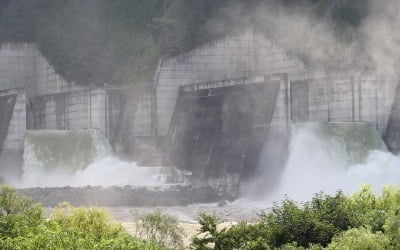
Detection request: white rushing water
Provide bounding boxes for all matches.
[14,156,178,188]
[11,129,184,188]
[264,122,400,203]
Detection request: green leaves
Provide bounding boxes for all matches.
[327,228,392,250]
[134,210,185,250]
[191,213,270,250]
[4,184,400,249]
[0,185,163,250]
[191,186,400,250]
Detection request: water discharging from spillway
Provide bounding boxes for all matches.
[12,129,185,188]
[262,122,400,203]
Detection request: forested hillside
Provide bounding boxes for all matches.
[0,0,367,85]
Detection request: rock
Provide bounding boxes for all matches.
[218,200,228,207]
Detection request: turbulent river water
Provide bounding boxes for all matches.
[256,122,400,203]
[9,123,400,220]
[11,129,183,188]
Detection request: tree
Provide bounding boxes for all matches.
[327,227,392,250]
[134,210,185,250]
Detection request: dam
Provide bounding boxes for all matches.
[0,31,398,197]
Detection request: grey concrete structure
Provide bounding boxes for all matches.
[0,44,36,93]
[154,31,398,139]
[291,70,397,134]
[168,75,284,195]
[0,31,398,191]
[385,84,400,153]
[31,89,107,132]
[166,71,399,192]
[0,43,136,176]
[155,31,306,136]
[133,83,156,137]
[0,88,26,178]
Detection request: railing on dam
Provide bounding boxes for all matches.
[179,76,265,92]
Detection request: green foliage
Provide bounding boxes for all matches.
[327,227,392,250]
[0,185,162,249]
[0,185,43,238]
[6,184,400,249]
[277,242,324,250]
[51,202,125,240]
[191,186,400,250]
[191,213,270,250]
[384,214,400,249]
[261,191,359,248]
[134,210,185,250]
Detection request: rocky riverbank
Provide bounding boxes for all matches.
[19,185,231,207]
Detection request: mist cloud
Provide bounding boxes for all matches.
[204,0,399,75]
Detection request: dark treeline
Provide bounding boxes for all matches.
[0,0,368,85]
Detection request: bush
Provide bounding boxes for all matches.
[260,191,358,248]
[0,185,162,250]
[327,227,392,250]
[52,202,124,240]
[191,213,270,250]
[384,212,400,249]
[134,210,184,250]
[190,186,400,249]
[0,184,43,238]
[277,242,324,250]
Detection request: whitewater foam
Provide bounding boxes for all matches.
[23,129,112,173]
[11,129,185,188]
[263,123,400,203]
[13,156,186,188]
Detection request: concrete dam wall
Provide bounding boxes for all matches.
[0,43,145,177]
[155,30,306,136]
[0,30,398,193]
[155,31,398,137]
[168,76,283,193]
[385,83,400,154]
[166,72,398,192]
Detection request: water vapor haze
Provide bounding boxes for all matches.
[203,0,400,202]
[13,156,172,188]
[205,0,400,75]
[264,125,400,203]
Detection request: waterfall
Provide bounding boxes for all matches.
[259,122,400,203]
[12,129,186,188]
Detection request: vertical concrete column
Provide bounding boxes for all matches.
[269,74,290,127]
[351,76,355,122]
[88,88,106,135]
[0,90,25,179]
[284,74,291,124]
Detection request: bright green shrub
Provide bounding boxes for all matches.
[135,210,184,250]
[310,191,356,231]
[327,227,392,250]
[277,242,324,250]
[260,191,359,248]
[191,213,270,250]
[0,185,43,238]
[190,187,400,250]
[52,202,124,240]
[0,185,163,250]
[347,185,383,230]
[278,242,306,250]
[384,212,400,249]
[261,198,324,248]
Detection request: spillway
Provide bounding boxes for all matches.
[9,129,222,206]
[262,122,400,202]
[24,129,112,173]
[291,122,387,164]
[15,129,186,188]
